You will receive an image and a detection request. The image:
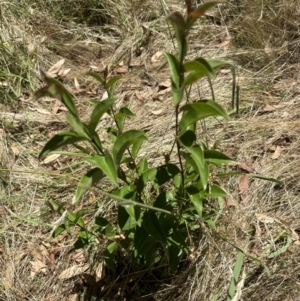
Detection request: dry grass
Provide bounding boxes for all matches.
[1,0,300,300]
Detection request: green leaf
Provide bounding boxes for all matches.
[137,157,148,176]
[74,168,105,205]
[94,216,115,239]
[113,130,147,165]
[180,100,230,133]
[134,226,156,255]
[167,245,181,272]
[186,186,204,218]
[131,137,147,158]
[88,97,116,131]
[178,130,197,147]
[226,251,245,301]
[107,76,122,97]
[35,71,78,118]
[51,225,65,238]
[39,131,87,159]
[207,59,232,70]
[104,242,118,271]
[86,152,118,185]
[167,12,187,59]
[115,106,135,132]
[204,150,235,165]
[118,206,136,230]
[106,76,122,89]
[163,52,180,87]
[143,211,167,243]
[137,164,180,193]
[66,113,90,140]
[87,71,106,86]
[106,127,118,142]
[183,71,207,87]
[205,184,227,197]
[185,145,208,189]
[186,1,223,29]
[163,52,183,105]
[184,58,215,79]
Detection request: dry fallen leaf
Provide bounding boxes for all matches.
[74,77,80,90]
[58,264,89,280]
[263,104,275,112]
[238,175,249,204]
[52,99,61,115]
[151,51,163,63]
[271,146,282,159]
[43,154,61,164]
[30,248,49,278]
[59,67,71,77]
[151,109,163,115]
[47,59,65,77]
[255,213,275,224]
[115,66,128,74]
[11,143,20,156]
[238,162,255,173]
[135,90,146,102]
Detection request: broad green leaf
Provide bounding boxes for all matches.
[74,168,105,205]
[184,71,207,87]
[134,226,156,255]
[87,71,106,86]
[137,164,180,193]
[86,152,118,185]
[107,76,122,97]
[66,113,90,140]
[167,12,187,59]
[118,206,136,230]
[115,106,135,131]
[39,131,87,159]
[178,130,197,147]
[35,71,78,118]
[143,211,167,243]
[204,150,235,165]
[205,184,228,197]
[185,145,208,189]
[186,186,204,218]
[137,157,148,176]
[94,216,115,239]
[106,76,122,89]
[180,100,230,133]
[51,225,65,238]
[184,58,215,79]
[88,97,116,131]
[70,235,91,252]
[119,106,135,117]
[113,130,147,165]
[106,127,118,142]
[226,251,245,301]
[186,1,223,29]
[207,59,232,70]
[114,185,140,224]
[104,242,118,271]
[131,137,147,158]
[167,244,181,272]
[163,52,180,89]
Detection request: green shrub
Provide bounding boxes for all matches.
[36,1,234,272]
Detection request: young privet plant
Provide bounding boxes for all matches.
[36,1,234,272]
